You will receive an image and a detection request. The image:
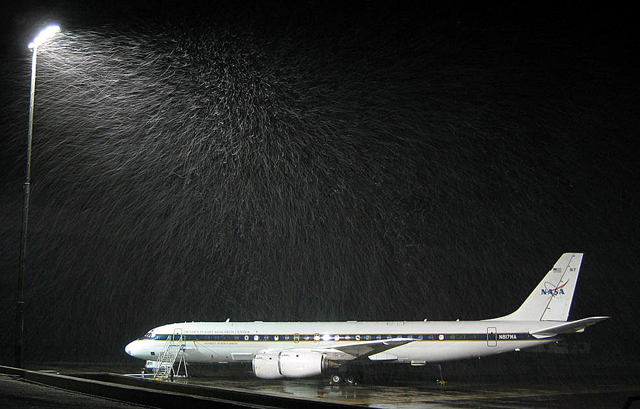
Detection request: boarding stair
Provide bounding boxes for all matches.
[153,328,188,380]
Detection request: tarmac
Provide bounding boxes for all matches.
[0,372,149,408]
[185,377,640,408]
[1,362,639,408]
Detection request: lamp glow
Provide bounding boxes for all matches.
[28,25,60,49]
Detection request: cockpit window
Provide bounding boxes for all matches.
[143,332,153,339]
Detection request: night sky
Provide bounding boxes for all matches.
[0,1,638,375]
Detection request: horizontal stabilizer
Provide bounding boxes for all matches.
[530,316,609,339]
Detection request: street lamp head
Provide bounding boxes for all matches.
[28,25,61,49]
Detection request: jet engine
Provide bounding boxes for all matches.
[252,349,328,379]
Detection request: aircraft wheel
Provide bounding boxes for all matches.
[330,374,342,385]
[345,375,356,385]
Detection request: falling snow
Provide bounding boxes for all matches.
[0,4,638,370]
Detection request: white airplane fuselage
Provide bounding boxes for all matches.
[125,253,607,380]
[126,320,557,364]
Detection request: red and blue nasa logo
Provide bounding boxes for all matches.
[541,280,569,296]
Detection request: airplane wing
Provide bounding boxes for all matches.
[530,316,610,339]
[310,338,415,362]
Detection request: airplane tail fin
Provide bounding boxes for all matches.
[495,253,583,322]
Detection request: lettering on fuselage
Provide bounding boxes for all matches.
[183,330,250,334]
[498,334,517,340]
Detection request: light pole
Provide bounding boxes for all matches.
[16,24,60,368]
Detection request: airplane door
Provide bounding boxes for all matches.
[487,327,497,347]
[173,328,183,342]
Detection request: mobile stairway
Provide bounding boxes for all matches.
[152,329,188,381]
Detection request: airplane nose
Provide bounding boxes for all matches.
[125,341,136,356]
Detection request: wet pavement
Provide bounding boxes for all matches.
[184,377,639,408]
[0,373,149,408]
[5,362,640,408]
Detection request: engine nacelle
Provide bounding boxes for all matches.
[252,350,283,379]
[252,349,327,379]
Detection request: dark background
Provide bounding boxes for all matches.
[0,1,638,377]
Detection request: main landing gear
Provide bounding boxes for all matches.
[329,373,359,385]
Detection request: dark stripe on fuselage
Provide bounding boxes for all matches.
[140,333,541,342]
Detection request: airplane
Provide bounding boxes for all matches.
[125,253,608,384]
